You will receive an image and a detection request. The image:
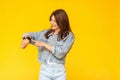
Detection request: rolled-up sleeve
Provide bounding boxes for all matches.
[51,32,74,59]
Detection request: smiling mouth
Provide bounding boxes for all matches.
[51,25,57,27]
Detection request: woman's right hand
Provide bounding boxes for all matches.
[21,39,30,49]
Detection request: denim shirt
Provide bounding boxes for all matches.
[22,30,74,64]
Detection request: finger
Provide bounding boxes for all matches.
[31,39,37,42]
[21,44,25,48]
[21,43,26,48]
[21,42,27,47]
[21,44,28,49]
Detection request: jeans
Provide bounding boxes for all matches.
[39,64,66,80]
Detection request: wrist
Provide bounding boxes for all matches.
[23,36,31,42]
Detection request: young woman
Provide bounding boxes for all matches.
[21,9,74,80]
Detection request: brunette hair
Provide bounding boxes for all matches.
[45,9,72,40]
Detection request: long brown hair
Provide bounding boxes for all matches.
[45,9,72,40]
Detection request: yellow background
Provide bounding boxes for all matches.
[0,0,120,80]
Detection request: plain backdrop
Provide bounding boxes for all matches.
[0,0,119,80]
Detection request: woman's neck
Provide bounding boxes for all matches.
[54,29,60,35]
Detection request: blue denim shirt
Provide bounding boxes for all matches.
[22,30,74,64]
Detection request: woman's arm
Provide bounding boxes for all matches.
[21,30,48,49]
[22,30,47,45]
[32,40,52,51]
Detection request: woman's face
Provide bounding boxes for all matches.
[50,15,60,31]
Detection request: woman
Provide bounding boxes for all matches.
[21,9,74,80]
